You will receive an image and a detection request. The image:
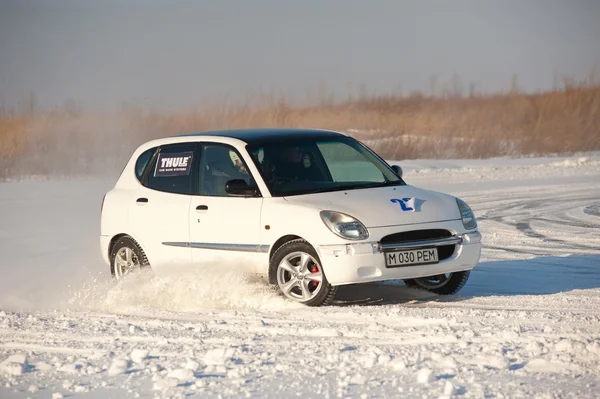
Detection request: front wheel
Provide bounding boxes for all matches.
[403,271,470,295]
[269,239,337,306]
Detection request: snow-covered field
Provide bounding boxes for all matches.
[1,153,599,398]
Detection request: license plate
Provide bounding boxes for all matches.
[385,248,439,267]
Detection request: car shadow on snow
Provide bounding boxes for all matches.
[332,254,600,306]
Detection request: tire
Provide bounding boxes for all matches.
[109,236,150,279]
[403,271,470,295]
[269,239,337,306]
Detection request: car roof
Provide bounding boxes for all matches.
[177,128,347,144]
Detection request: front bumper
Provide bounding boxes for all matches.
[317,223,482,286]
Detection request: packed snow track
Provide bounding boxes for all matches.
[1,154,599,398]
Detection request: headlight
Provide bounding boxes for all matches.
[320,210,369,240]
[456,198,477,230]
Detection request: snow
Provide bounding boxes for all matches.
[106,359,130,376]
[130,349,149,364]
[0,354,27,376]
[416,367,434,384]
[0,152,600,398]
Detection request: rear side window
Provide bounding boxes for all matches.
[135,147,157,181]
[145,143,197,195]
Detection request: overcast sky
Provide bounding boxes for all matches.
[1,0,599,110]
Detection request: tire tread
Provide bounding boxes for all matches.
[110,235,150,277]
[403,270,470,295]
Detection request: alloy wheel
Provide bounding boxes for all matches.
[276,251,324,302]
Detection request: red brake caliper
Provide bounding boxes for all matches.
[309,264,320,289]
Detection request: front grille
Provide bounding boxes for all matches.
[380,229,452,244]
[380,229,456,261]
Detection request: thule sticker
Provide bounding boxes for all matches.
[391,198,416,212]
[154,152,194,176]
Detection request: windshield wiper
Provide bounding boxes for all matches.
[305,181,403,195]
[365,180,404,188]
[304,184,365,194]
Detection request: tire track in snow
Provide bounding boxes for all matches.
[583,204,600,217]
[467,185,600,254]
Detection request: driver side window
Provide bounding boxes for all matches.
[198,144,253,196]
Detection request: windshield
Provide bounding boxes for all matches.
[247,136,405,197]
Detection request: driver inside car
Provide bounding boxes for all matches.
[268,145,319,182]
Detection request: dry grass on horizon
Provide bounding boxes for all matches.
[1,84,600,178]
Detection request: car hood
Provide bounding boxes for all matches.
[283,185,461,228]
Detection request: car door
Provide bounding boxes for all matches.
[189,143,264,273]
[129,142,198,268]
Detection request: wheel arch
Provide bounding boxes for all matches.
[269,234,305,261]
[108,233,129,260]
[108,233,151,274]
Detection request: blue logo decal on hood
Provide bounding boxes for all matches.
[391,198,426,212]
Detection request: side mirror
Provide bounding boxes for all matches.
[391,165,403,178]
[225,179,258,197]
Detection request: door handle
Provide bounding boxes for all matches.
[196,205,208,211]
[136,197,149,204]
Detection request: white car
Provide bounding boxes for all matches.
[100,129,481,306]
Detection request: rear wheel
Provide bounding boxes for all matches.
[110,236,150,279]
[269,239,337,306]
[403,271,470,295]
